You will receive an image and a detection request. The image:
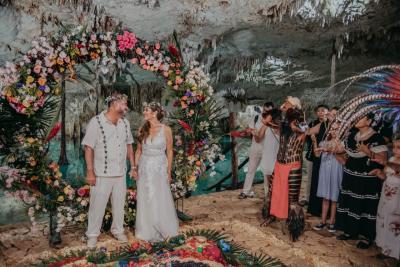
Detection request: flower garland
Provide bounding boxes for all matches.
[0,25,221,233]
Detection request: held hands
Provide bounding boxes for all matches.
[86,171,96,186]
[357,142,370,155]
[130,167,138,180]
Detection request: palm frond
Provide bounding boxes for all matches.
[237,251,282,267]
[184,229,227,242]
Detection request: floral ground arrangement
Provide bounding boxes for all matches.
[34,230,281,267]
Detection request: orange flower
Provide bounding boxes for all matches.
[31,175,39,181]
[57,58,64,65]
[28,157,37,167]
[181,96,188,101]
[90,52,99,60]
[195,161,201,167]
[38,77,46,86]
[36,90,43,97]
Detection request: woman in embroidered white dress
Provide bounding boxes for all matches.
[371,136,400,261]
[134,102,179,242]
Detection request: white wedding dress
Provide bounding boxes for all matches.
[135,125,179,242]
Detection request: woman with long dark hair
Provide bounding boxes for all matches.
[134,102,179,242]
[335,113,388,249]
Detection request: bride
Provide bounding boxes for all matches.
[133,102,179,242]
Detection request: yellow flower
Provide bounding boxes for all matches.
[28,156,37,166]
[57,196,64,202]
[167,80,173,86]
[36,90,43,97]
[59,67,65,73]
[22,100,31,108]
[26,76,34,84]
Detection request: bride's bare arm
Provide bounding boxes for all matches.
[134,141,142,179]
[165,125,173,183]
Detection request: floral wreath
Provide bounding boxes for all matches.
[0,25,222,235]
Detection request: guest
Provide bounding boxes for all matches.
[251,108,281,218]
[370,136,400,262]
[239,102,274,199]
[312,120,343,233]
[262,97,306,241]
[307,104,329,216]
[335,113,388,249]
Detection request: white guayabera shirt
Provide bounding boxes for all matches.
[82,111,134,177]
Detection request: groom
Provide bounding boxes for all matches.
[82,92,135,248]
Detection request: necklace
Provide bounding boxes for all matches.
[355,128,375,142]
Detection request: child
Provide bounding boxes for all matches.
[312,124,343,233]
[370,136,400,261]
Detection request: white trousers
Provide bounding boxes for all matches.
[86,176,126,238]
[242,145,263,194]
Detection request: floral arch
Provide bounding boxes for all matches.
[0,25,222,240]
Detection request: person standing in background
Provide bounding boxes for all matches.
[301,105,328,205]
[307,104,329,217]
[239,102,274,199]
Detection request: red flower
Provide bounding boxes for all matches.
[131,242,141,251]
[168,44,180,58]
[77,187,89,197]
[230,130,248,138]
[46,122,61,142]
[178,120,192,133]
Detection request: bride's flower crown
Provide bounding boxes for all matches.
[143,101,164,111]
[104,94,128,105]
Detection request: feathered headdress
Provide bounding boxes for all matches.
[327,65,400,141]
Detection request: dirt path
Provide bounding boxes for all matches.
[0,185,396,267]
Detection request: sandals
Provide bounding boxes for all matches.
[238,192,254,199]
[260,216,276,227]
[238,192,248,199]
[357,240,372,249]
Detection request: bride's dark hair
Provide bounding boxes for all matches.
[138,103,165,144]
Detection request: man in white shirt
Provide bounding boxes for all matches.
[82,92,135,248]
[239,102,274,199]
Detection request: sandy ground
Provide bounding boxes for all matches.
[0,184,397,267]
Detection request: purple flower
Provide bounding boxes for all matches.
[184,91,192,97]
[17,83,24,88]
[99,246,107,253]
[39,85,46,91]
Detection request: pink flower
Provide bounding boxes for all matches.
[77,187,88,197]
[130,58,138,64]
[117,31,137,52]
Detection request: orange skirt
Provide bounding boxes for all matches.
[270,161,301,219]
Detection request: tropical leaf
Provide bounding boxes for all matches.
[184,229,227,242]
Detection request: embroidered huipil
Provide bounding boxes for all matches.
[82,111,134,177]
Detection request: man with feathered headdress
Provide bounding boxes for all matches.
[262,96,307,241]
